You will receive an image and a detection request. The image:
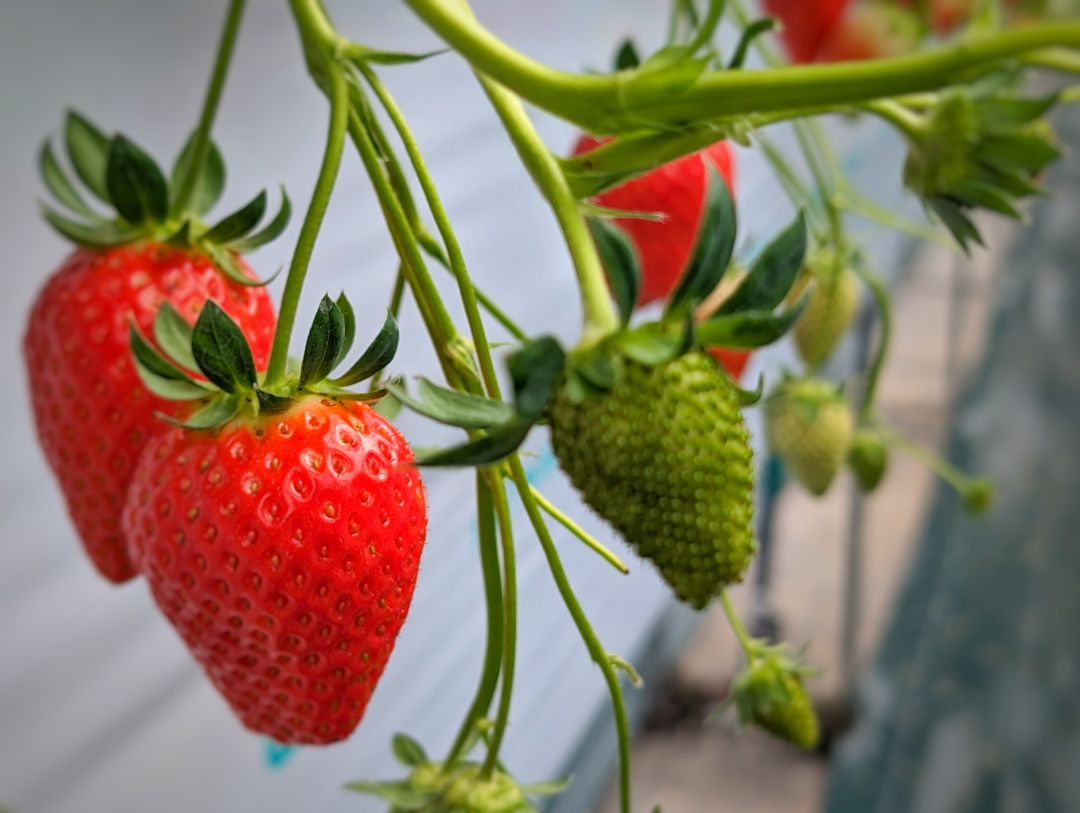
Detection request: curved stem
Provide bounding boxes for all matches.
[357,61,504,398]
[873,418,973,494]
[481,475,518,777]
[265,64,349,387]
[477,76,619,348]
[860,99,926,141]
[445,474,505,768]
[852,262,892,421]
[529,486,629,574]
[1023,47,1080,75]
[719,590,756,661]
[403,0,1080,131]
[171,0,246,216]
[507,456,632,813]
[685,0,726,56]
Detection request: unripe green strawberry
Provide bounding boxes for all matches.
[734,656,819,749]
[444,767,529,813]
[793,265,859,367]
[765,378,853,496]
[550,352,755,609]
[849,427,889,491]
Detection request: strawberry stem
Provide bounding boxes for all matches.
[171,0,246,218]
[852,262,892,422]
[530,486,630,574]
[720,589,758,662]
[265,64,349,388]
[507,456,633,813]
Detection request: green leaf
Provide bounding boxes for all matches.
[976,133,1060,174]
[507,336,566,419]
[191,301,257,392]
[614,38,640,71]
[105,135,168,224]
[622,49,711,107]
[697,300,807,348]
[228,188,292,253]
[666,166,737,314]
[718,211,806,316]
[39,140,99,219]
[161,394,243,430]
[41,207,138,247]
[415,420,533,468]
[65,110,110,202]
[169,134,226,217]
[344,780,436,809]
[728,18,775,69]
[588,218,640,325]
[202,190,268,244]
[331,311,399,387]
[153,302,198,371]
[929,197,983,253]
[333,292,356,369]
[391,733,427,767]
[300,295,347,387]
[387,379,517,429]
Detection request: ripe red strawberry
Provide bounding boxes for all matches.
[25,111,288,583]
[25,245,275,582]
[572,135,736,306]
[708,346,751,381]
[122,397,426,744]
[815,3,921,62]
[764,0,852,63]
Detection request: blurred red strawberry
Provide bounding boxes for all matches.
[764,0,852,63]
[816,3,921,61]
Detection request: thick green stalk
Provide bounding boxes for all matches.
[403,0,1080,131]
[477,76,619,348]
[265,64,349,387]
[507,457,633,813]
[482,475,518,778]
[171,0,246,216]
[444,474,505,768]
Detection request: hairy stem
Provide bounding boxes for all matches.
[852,262,892,421]
[529,486,629,574]
[171,0,246,216]
[720,590,756,661]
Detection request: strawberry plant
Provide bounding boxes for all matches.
[24,0,1080,810]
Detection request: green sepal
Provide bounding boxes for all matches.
[306,383,388,402]
[374,390,403,420]
[728,18,775,69]
[572,345,620,391]
[191,300,257,393]
[734,372,765,406]
[228,188,292,253]
[353,47,448,65]
[697,297,807,349]
[391,733,427,767]
[386,379,516,430]
[666,165,737,315]
[616,321,686,366]
[256,388,293,414]
[580,202,665,222]
[65,110,110,203]
[974,93,1058,131]
[333,292,356,369]
[169,133,226,217]
[717,211,806,316]
[975,133,1060,174]
[159,394,243,430]
[952,179,1021,219]
[507,336,566,419]
[330,311,399,387]
[343,780,436,809]
[588,218,640,326]
[165,220,193,249]
[613,38,641,71]
[300,295,348,387]
[42,207,138,248]
[414,420,533,468]
[620,47,711,108]
[201,189,267,244]
[202,242,267,288]
[153,303,198,370]
[130,323,212,400]
[928,198,983,253]
[105,135,169,225]
[39,140,99,220]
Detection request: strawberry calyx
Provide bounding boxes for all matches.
[390,166,809,468]
[346,732,568,811]
[897,79,1061,250]
[731,640,820,749]
[129,292,398,430]
[40,110,291,285]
